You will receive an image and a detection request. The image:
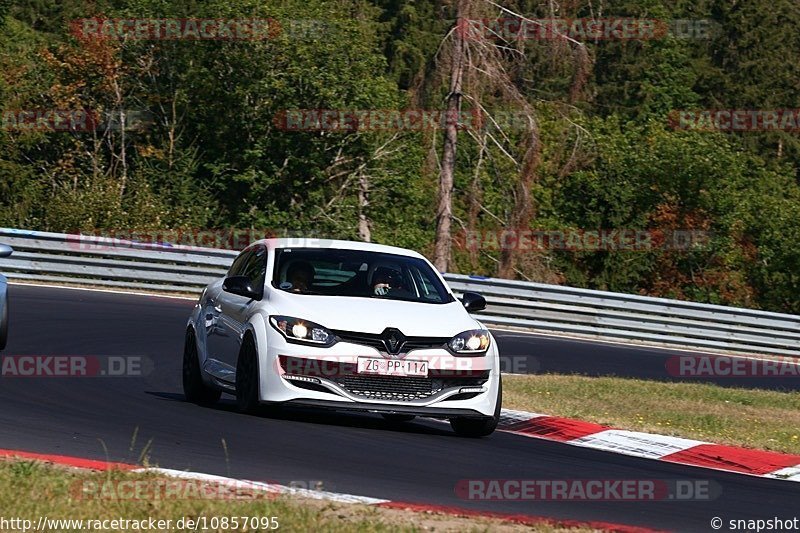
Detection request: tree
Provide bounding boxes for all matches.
[432,0,465,271]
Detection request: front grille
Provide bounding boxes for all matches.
[280,354,491,402]
[328,374,490,402]
[331,375,443,401]
[333,330,449,353]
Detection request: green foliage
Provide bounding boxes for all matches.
[1,0,800,313]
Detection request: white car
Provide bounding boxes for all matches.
[184,239,502,437]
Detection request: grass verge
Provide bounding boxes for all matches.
[0,460,597,532]
[503,374,800,454]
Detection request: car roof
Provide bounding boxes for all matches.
[253,238,428,261]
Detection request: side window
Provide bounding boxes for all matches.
[228,250,253,277]
[242,246,267,296]
[411,266,444,302]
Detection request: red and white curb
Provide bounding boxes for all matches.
[132,467,390,505]
[498,409,800,481]
[0,448,656,533]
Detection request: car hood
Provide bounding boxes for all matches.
[264,291,481,337]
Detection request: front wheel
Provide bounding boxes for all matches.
[235,334,261,414]
[183,329,221,406]
[450,378,501,438]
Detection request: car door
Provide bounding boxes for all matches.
[216,244,267,374]
[204,248,253,383]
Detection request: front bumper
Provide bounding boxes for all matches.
[259,326,500,418]
[279,399,488,419]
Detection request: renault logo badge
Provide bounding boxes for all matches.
[381,328,406,356]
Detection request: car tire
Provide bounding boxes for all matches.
[235,334,261,414]
[381,414,416,422]
[450,378,502,438]
[182,329,221,406]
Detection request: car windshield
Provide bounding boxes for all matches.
[272,248,454,304]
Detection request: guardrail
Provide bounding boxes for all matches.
[2,227,798,357]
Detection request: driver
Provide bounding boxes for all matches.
[286,261,314,292]
[372,266,402,296]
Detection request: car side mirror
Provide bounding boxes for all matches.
[0,244,12,258]
[223,276,260,300]
[460,292,486,312]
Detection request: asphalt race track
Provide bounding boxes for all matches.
[495,331,800,391]
[1,284,797,531]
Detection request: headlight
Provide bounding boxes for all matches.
[269,315,335,347]
[448,329,491,356]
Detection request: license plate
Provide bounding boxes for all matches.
[357,357,428,377]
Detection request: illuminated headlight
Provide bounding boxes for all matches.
[269,316,335,347]
[448,329,491,356]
